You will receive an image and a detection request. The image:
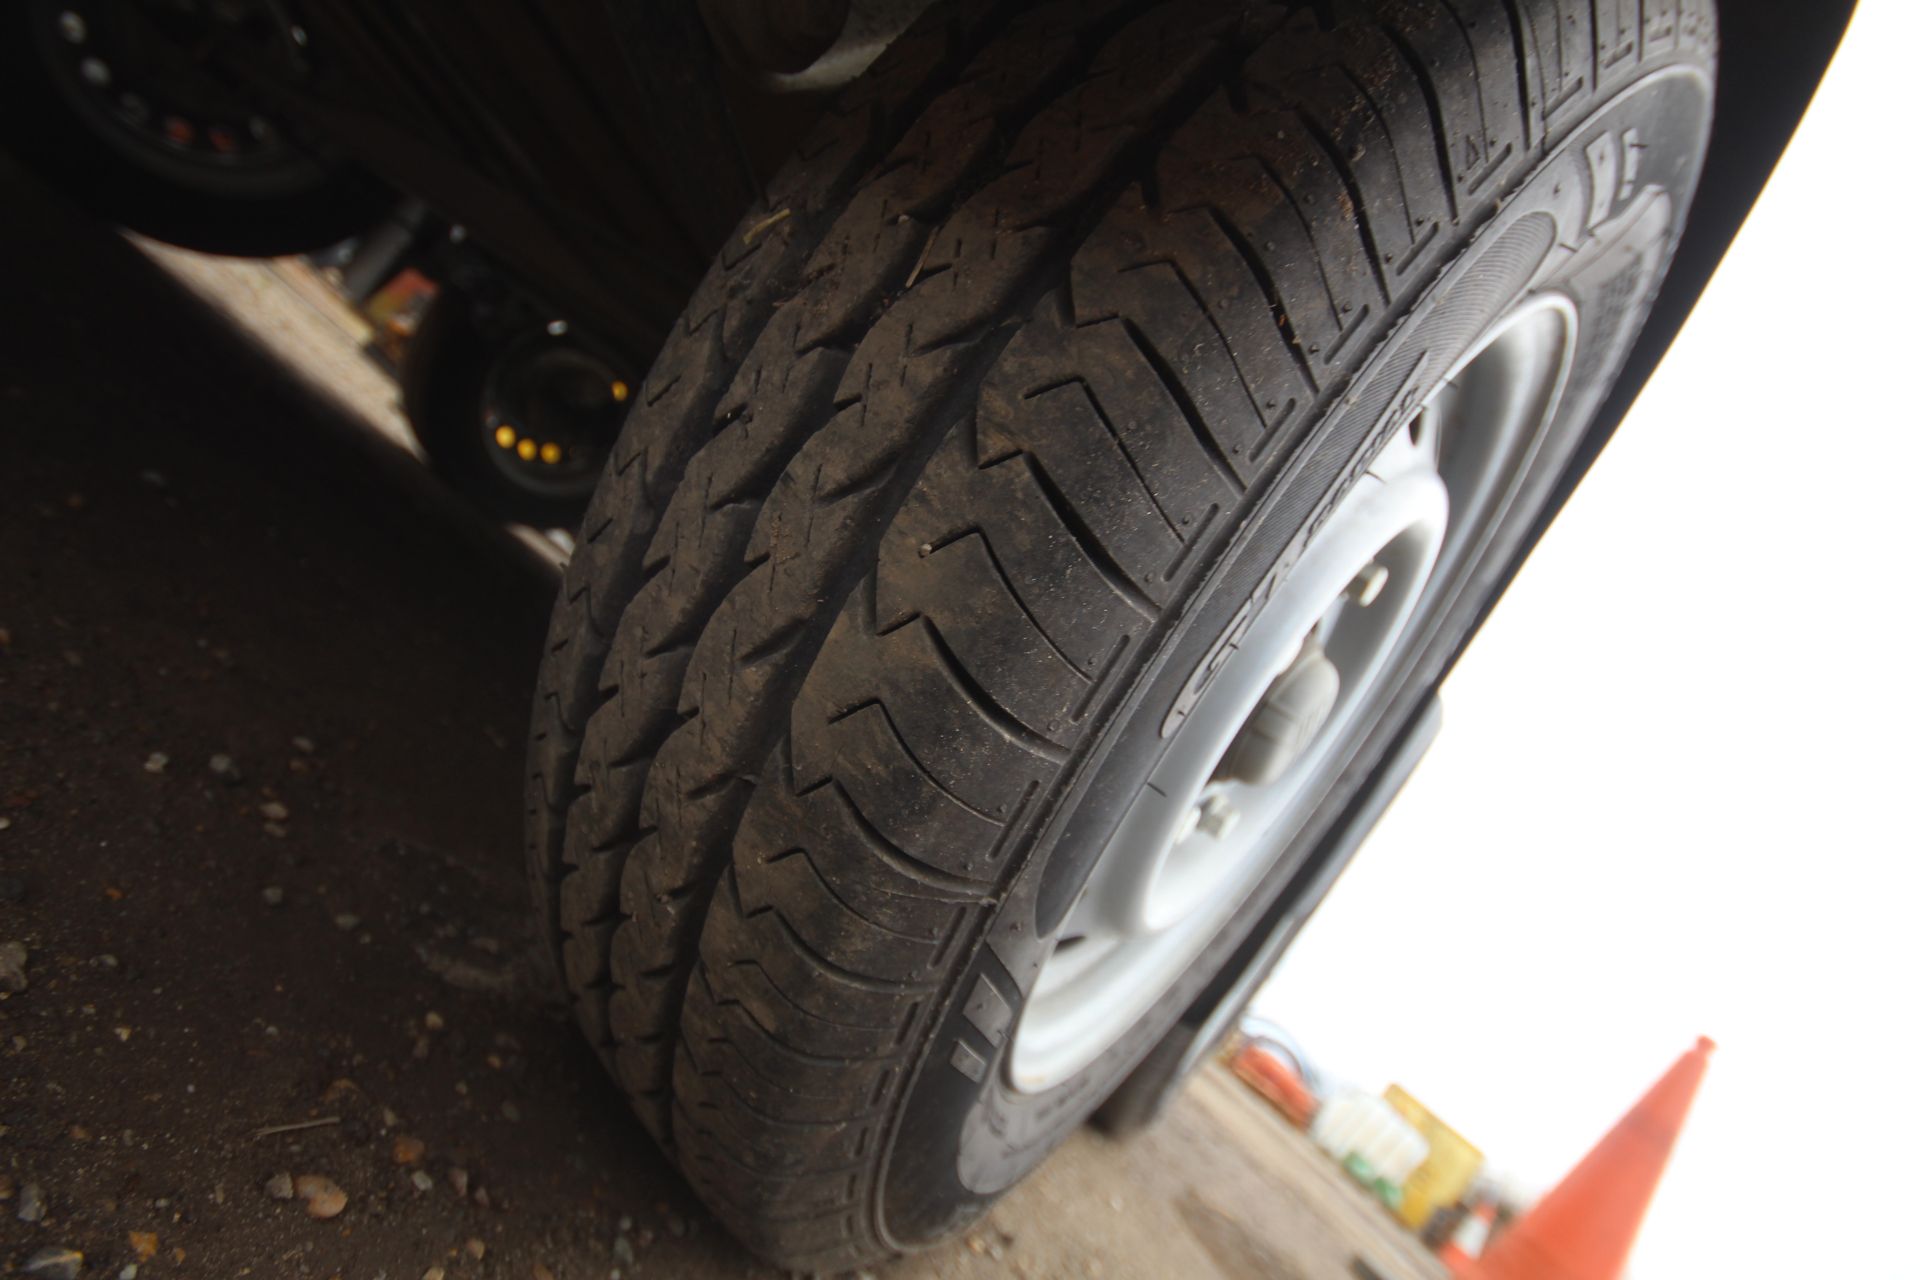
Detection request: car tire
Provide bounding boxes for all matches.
[528,0,1716,1269]
[0,0,390,257]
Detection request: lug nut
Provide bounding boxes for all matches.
[1346,561,1389,607]
[1195,794,1238,840]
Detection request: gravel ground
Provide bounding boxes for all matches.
[0,166,1438,1280]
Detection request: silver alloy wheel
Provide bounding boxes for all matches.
[1007,293,1578,1095]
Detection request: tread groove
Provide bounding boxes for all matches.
[1118,317,1249,492]
[919,618,1071,763]
[1199,205,1320,397]
[1289,107,1396,305]
[1015,452,1160,618]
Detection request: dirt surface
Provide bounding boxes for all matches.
[0,168,1441,1280]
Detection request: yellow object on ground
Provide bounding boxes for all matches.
[1385,1084,1483,1233]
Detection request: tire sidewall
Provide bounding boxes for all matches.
[877,65,1714,1249]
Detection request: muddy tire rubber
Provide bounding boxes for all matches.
[527,1,1716,1268]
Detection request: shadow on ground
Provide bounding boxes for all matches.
[0,171,772,1278]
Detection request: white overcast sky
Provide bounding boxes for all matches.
[1253,4,1917,1275]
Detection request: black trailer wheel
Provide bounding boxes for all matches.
[0,0,389,256]
[403,288,635,530]
[527,1,1716,1269]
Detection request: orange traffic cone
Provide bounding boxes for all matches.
[1471,1036,1715,1280]
[1435,1198,1500,1275]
